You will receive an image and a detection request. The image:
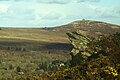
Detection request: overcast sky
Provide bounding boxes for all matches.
[0,0,120,27]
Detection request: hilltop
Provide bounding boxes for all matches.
[52,19,120,36]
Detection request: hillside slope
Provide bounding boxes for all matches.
[0,20,120,42]
[0,20,120,52]
[52,20,120,36]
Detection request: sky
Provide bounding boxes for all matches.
[0,0,120,27]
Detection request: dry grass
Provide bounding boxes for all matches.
[0,50,70,79]
[0,28,68,43]
[0,28,71,79]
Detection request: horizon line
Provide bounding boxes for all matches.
[0,19,120,28]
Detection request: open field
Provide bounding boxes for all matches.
[0,28,72,52]
[0,50,71,79]
[0,28,72,79]
[0,28,68,42]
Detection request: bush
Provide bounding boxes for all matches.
[66,31,120,66]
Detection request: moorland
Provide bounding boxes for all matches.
[0,20,120,79]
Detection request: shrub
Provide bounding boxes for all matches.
[16,66,21,73]
[66,31,120,66]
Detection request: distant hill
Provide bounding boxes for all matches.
[51,20,120,36]
[0,19,120,44]
[0,20,120,52]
